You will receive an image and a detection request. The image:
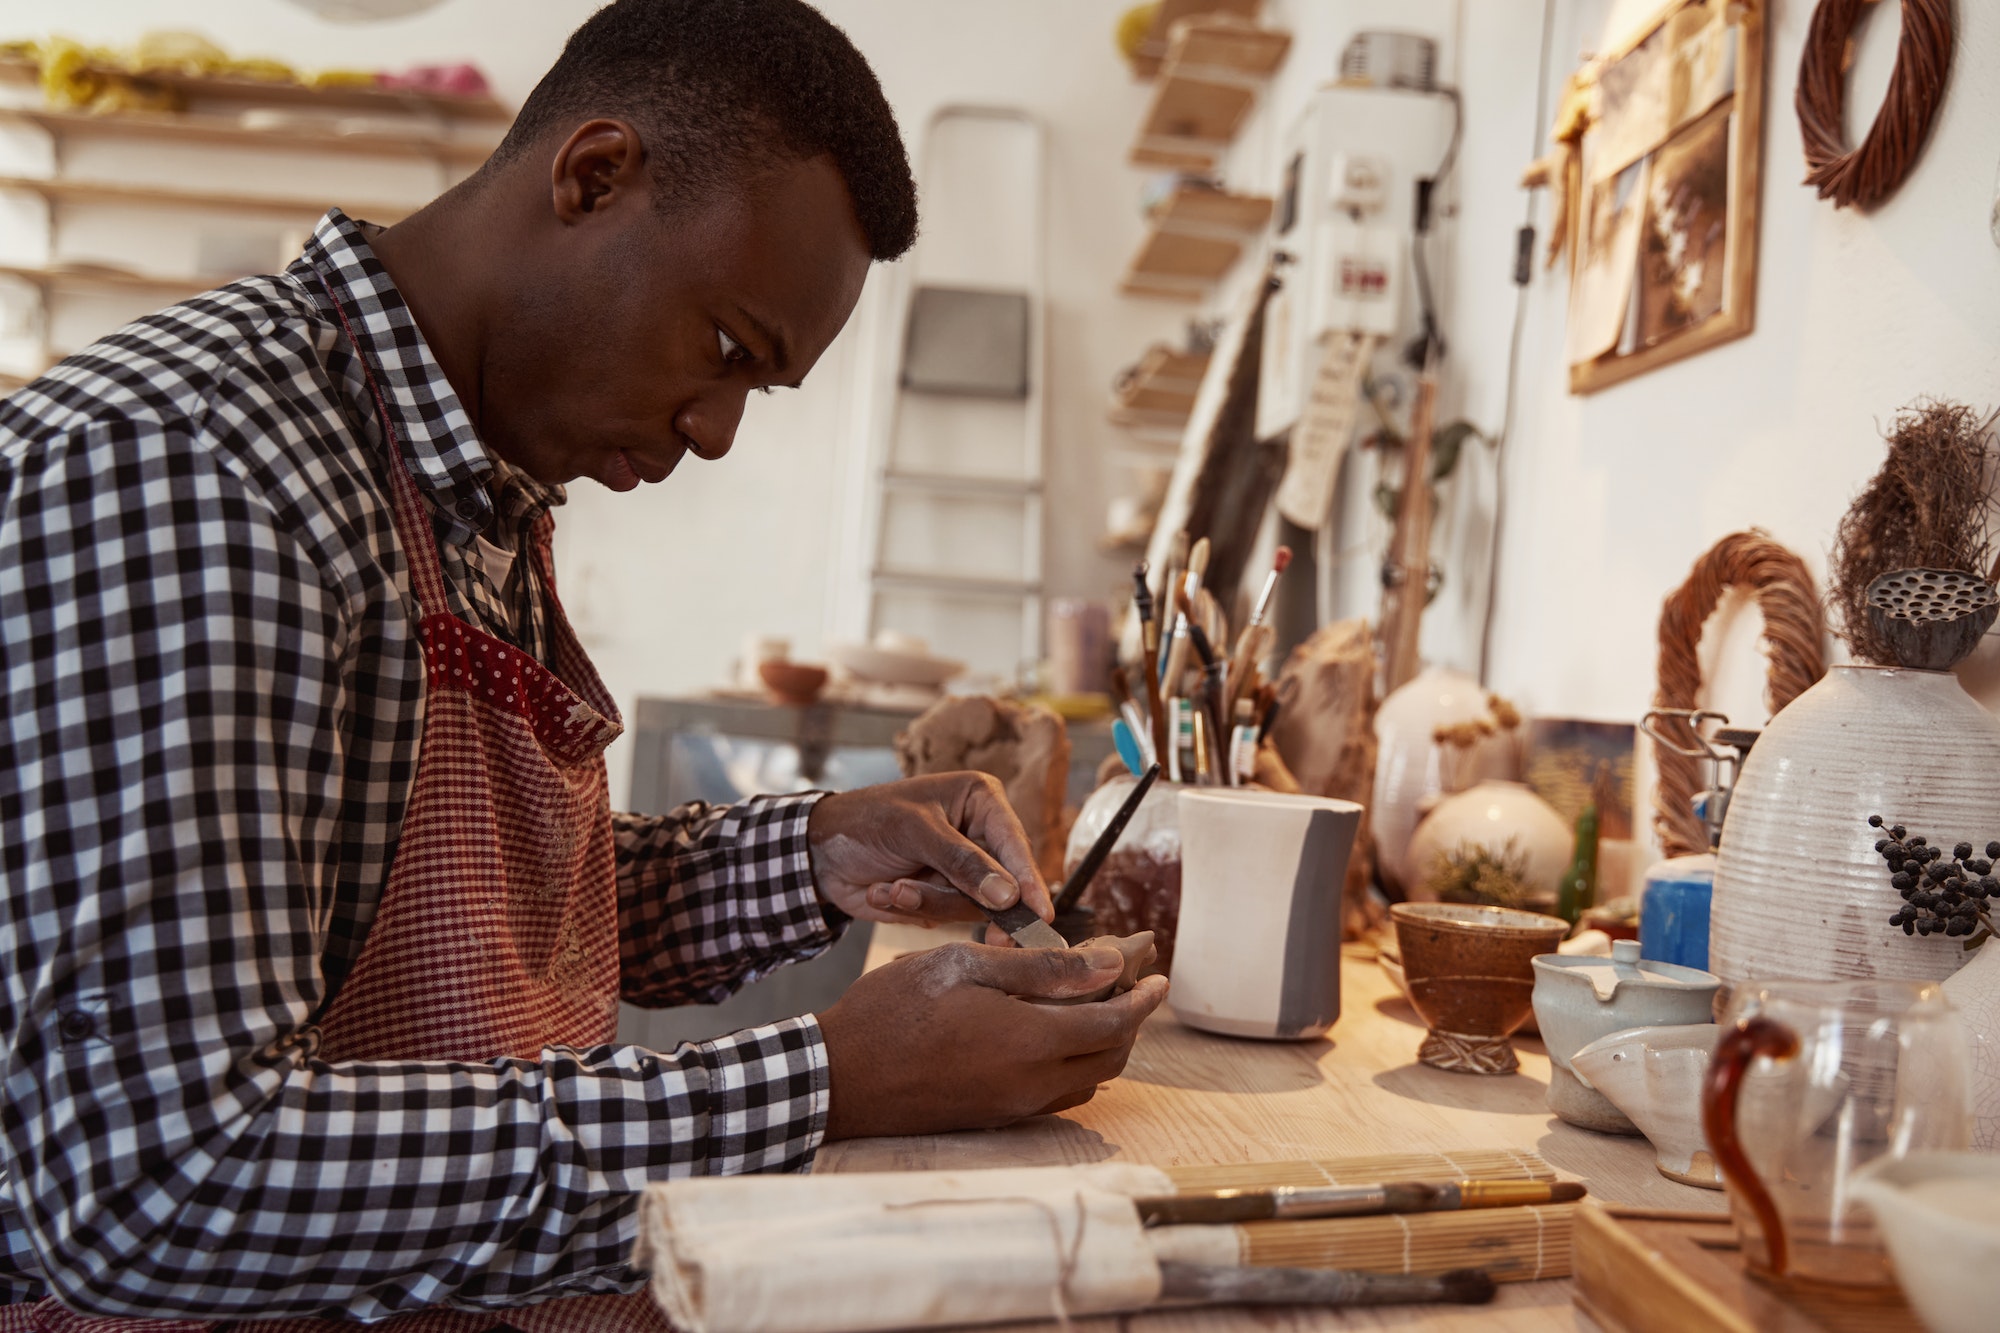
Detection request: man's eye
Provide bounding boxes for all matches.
[717,328,749,364]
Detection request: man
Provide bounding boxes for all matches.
[0,0,1166,1324]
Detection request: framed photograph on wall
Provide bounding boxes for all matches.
[1565,0,1766,394]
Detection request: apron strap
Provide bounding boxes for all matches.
[314,270,455,621]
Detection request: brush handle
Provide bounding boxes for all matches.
[1053,763,1160,914]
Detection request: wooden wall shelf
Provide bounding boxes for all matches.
[0,55,511,122]
[1110,344,1210,427]
[1127,0,1263,80]
[0,262,208,300]
[2,105,498,166]
[1120,186,1272,301]
[0,174,414,223]
[1130,21,1292,170]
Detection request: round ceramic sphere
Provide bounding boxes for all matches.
[1371,666,1519,893]
[1405,780,1571,910]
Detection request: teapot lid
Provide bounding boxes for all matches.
[1535,938,1720,1001]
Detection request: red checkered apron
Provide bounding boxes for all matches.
[1,284,671,1333]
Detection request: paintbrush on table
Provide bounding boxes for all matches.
[1157,1263,1495,1310]
[1135,1178,1586,1226]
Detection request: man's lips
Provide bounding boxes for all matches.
[602,449,678,491]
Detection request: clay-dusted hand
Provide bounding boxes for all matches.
[807,773,1053,925]
[815,941,1170,1138]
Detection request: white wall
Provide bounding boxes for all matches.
[1,0,1175,803]
[14,0,2000,835]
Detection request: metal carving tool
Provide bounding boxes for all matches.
[1134,1178,1586,1226]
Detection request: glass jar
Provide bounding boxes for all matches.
[1064,774,1185,972]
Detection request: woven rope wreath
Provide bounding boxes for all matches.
[1796,0,1953,210]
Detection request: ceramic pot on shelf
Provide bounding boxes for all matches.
[1371,666,1520,895]
[1404,780,1571,913]
[1709,665,2000,1004]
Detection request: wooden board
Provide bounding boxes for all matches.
[1,105,498,165]
[1129,0,1264,80]
[1131,22,1292,169]
[0,173,415,222]
[0,55,510,121]
[1114,345,1211,417]
[834,936,1726,1330]
[0,262,207,300]
[1121,189,1273,299]
[1573,1205,1920,1333]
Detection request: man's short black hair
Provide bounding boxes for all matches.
[496,0,917,260]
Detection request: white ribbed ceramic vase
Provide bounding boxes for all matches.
[1710,665,2000,997]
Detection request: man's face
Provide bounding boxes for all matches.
[482,146,872,490]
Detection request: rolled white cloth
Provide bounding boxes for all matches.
[634,1163,1176,1333]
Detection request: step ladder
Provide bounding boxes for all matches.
[860,105,1048,678]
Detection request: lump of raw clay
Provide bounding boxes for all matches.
[895,696,1072,882]
[1026,931,1156,1006]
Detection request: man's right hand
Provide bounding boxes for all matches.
[815,942,1169,1139]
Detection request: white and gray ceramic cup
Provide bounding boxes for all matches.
[1169,788,1362,1040]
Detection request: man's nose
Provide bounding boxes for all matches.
[679,388,746,461]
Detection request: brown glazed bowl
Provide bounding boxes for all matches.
[758,660,829,706]
[1391,902,1569,1075]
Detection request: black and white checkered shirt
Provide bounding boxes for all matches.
[0,211,839,1321]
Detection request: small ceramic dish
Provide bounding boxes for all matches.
[1390,902,1568,1075]
[1532,939,1718,1134]
[1569,1024,1720,1188]
[1851,1151,2000,1333]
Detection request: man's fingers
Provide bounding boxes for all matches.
[965,942,1123,998]
[1022,974,1170,1054]
[957,778,1052,919]
[1031,1085,1100,1118]
[866,878,988,921]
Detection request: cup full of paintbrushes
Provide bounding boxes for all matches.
[1171,788,1361,1040]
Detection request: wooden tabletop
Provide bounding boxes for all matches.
[822,929,1725,1331]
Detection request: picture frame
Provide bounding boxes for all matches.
[1565,0,1766,395]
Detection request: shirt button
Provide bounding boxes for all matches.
[58,1011,94,1042]
[455,498,482,518]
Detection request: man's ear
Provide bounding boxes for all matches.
[549,118,647,222]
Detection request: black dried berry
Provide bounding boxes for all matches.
[1910,836,1928,848]
[1987,841,1999,859]
[1904,919,1918,935]
[1956,842,1974,860]
[1870,815,1886,828]
[1972,859,1993,876]
[1892,872,1915,892]
[1875,838,1891,854]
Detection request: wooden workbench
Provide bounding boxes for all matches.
[821,931,1725,1331]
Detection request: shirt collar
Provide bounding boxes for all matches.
[296,209,562,547]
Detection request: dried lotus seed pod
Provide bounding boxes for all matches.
[1865,568,2000,670]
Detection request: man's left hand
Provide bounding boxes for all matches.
[807,774,1052,927]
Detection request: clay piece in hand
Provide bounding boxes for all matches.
[1028,931,1156,1006]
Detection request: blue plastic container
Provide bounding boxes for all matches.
[1640,853,1715,971]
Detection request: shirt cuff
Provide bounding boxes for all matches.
[720,791,841,970]
[695,1013,831,1173]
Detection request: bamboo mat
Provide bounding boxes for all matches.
[1159,1148,1572,1283]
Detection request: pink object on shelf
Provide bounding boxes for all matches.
[378,63,493,98]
